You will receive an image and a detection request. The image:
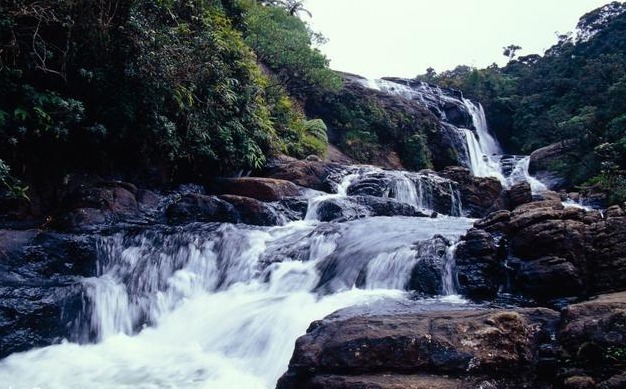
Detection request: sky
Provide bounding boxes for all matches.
[304,0,617,79]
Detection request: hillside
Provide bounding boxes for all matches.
[421,1,626,203]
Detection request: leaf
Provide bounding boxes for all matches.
[13,108,28,121]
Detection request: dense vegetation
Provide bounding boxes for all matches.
[0,0,334,194]
[418,2,626,202]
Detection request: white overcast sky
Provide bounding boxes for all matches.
[304,0,617,79]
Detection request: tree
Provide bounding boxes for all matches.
[503,44,522,61]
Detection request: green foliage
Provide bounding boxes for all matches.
[304,119,328,142]
[415,4,626,203]
[241,1,341,98]
[307,84,436,169]
[0,159,29,200]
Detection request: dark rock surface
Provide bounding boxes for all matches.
[279,291,626,388]
[166,193,286,226]
[0,229,97,358]
[278,304,560,388]
[457,200,626,302]
[208,177,300,201]
[528,140,578,189]
[315,195,427,222]
[440,166,506,218]
[264,158,342,192]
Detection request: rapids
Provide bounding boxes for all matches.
[1,77,556,389]
[0,170,475,388]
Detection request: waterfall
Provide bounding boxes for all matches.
[505,156,548,192]
[461,99,506,181]
[0,164,476,388]
[358,76,550,192]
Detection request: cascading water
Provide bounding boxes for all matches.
[0,165,475,388]
[2,77,563,388]
[359,76,550,192]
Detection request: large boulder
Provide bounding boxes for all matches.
[209,177,300,201]
[314,195,427,222]
[0,230,97,358]
[166,193,237,224]
[440,166,506,218]
[528,140,577,189]
[264,158,342,192]
[278,304,560,388]
[50,181,149,232]
[558,292,626,386]
[585,205,626,294]
[457,200,626,302]
[455,228,502,298]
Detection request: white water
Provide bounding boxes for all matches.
[1,78,563,388]
[360,77,550,192]
[0,211,474,388]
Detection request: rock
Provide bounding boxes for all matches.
[408,236,449,295]
[599,372,626,388]
[0,230,97,358]
[264,159,342,192]
[462,200,626,302]
[559,292,626,353]
[219,195,283,226]
[51,182,141,232]
[294,374,474,389]
[510,219,586,262]
[474,210,511,234]
[563,376,596,389]
[315,196,426,222]
[440,166,505,218]
[278,306,560,388]
[583,207,626,294]
[455,228,502,298]
[210,177,300,201]
[512,256,585,300]
[166,194,236,224]
[0,284,85,358]
[528,140,577,189]
[346,174,390,197]
[558,292,626,384]
[507,182,532,208]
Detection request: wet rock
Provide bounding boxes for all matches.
[507,182,532,208]
[440,166,505,218]
[166,194,237,224]
[458,199,625,301]
[408,236,449,294]
[455,228,502,298]
[209,177,300,201]
[218,195,283,226]
[559,292,626,353]
[346,174,390,197]
[474,210,511,234]
[599,372,626,388]
[528,140,577,189]
[315,196,426,222]
[264,159,342,192]
[558,292,626,384]
[586,208,626,293]
[0,283,85,359]
[295,374,475,389]
[0,230,97,358]
[278,306,559,388]
[563,376,596,389]
[511,256,585,300]
[51,182,141,232]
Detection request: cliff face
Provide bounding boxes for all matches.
[306,73,483,171]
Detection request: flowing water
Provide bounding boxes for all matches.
[360,77,548,192]
[1,77,558,388]
[0,167,475,388]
